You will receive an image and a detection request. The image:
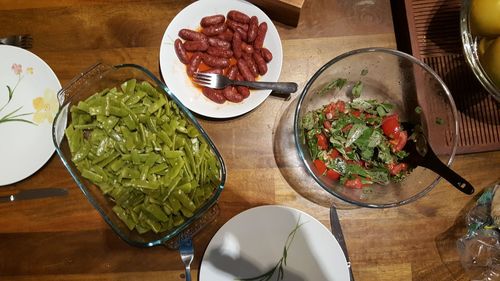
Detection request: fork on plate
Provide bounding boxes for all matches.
[179,236,194,281]
[0,34,33,49]
[192,72,298,94]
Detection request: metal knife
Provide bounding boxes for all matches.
[0,187,68,203]
[330,206,355,281]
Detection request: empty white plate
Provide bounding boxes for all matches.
[199,205,350,281]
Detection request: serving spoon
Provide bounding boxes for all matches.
[402,123,474,195]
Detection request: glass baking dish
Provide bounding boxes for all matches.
[52,63,226,247]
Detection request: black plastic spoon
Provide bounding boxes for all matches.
[402,123,475,195]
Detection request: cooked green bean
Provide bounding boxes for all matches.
[66,79,220,234]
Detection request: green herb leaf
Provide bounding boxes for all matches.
[377,143,393,164]
[346,124,368,147]
[317,78,347,95]
[435,117,444,125]
[415,106,422,114]
[301,111,315,130]
[367,130,383,148]
[351,81,363,98]
[361,68,369,76]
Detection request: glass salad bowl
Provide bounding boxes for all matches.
[294,48,460,208]
[52,63,226,247]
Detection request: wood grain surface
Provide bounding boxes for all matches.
[1,1,499,281]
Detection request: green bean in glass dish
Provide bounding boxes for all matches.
[52,63,226,247]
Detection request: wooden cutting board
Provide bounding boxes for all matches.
[391,0,500,154]
[248,0,305,26]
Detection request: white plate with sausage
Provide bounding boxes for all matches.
[159,0,283,119]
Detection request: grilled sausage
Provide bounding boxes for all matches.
[253,22,267,49]
[200,14,225,27]
[208,37,231,49]
[253,51,267,75]
[226,19,249,32]
[202,53,230,68]
[174,39,190,64]
[235,73,250,98]
[232,31,242,59]
[227,10,250,24]
[187,53,203,77]
[237,59,255,81]
[243,53,258,77]
[217,29,234,42]
[202,23,227,36]
[227,65,239,80]
[241,42,254,54]
[200,68,223,75]
[222,86,244,103]
[247,16,258,43]
[178,29,207,42]
[207,46,233,58]
[202,87,226,104]
[183,40,209,52]
[260,47,273,62]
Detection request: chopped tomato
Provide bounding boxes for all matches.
[329,148,340,159]
[351,110,361,118]
[323,120,332,130]
[326,169,341,180]
[316,133,329,150]
[364,113,376,120]
[382,114,400,137]
[388,162,409,176]
[389,130,408,152]
[336,101,345,113]
[313,159,327,175]
[323,103,336,119]
[323,101,345,119]
[341,124,353,133]
[344,176,363,188]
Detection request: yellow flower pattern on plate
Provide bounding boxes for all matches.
[32,88,58,124]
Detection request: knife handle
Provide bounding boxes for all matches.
[0,195,14,203]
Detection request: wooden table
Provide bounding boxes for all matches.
[1,1,499,280]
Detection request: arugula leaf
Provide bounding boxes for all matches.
[301,111,315,130]
[376,105,387,117]
[377,143,393,164]
[380,102,393,112]
[328,157,347,174]
[345,164,369,177]
[349,99,374,111]
[317,78,347,95]
[366,167,390,184]
[367,129,383,147]
[351,81,363,98]
[395,150,409,159]
[360,147,374,161]
[346,124,367,147]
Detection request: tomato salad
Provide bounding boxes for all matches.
[302,98,412,188]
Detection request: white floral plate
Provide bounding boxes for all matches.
[199,205,350,281]
[0,45,61,186]
[159,0,283,118]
